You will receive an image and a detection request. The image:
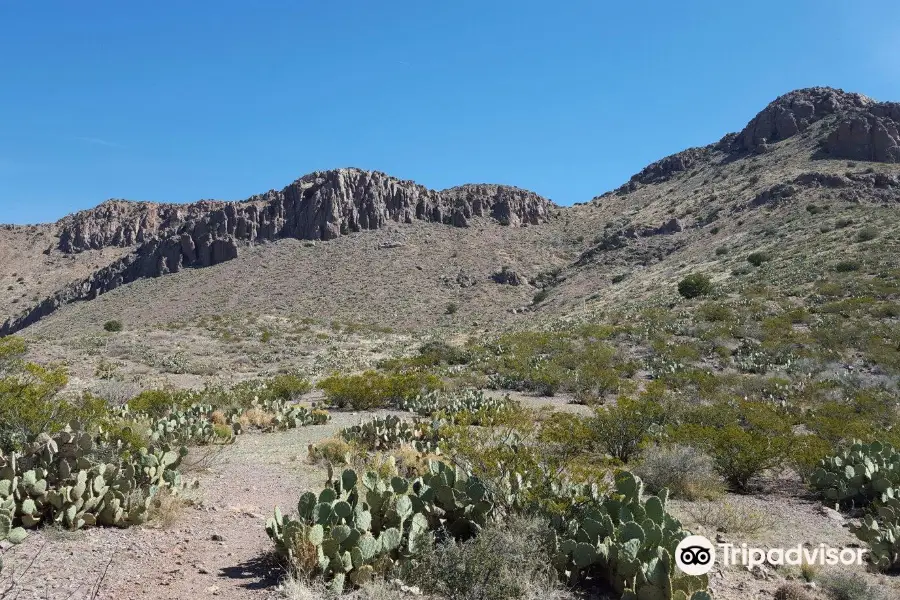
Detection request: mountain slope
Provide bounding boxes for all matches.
[0,168,553,334]
[2,86,898,344]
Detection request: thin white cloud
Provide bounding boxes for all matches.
[76,136,125,149]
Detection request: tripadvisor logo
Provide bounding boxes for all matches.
[675,535,866,576]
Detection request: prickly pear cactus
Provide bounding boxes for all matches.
[267,460,496,591]
[549,471,711,599]
[0,425,188,537]
[810,440,900,509]
[399,389,511,420]
[340,415,441,453]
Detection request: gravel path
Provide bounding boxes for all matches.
[0,411,370,600]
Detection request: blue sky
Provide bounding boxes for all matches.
[1,1,898,224]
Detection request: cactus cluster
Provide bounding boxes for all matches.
[266,460,495,593]
[148,403,229,445]
[249,398,330,432]
[398,389,510,419]
[0,427,187,543]
[810,440,900,508]
[813,441,900,572]
[549,471,711,600]
[340,415,441,453]
[851,497,900,571]
[119,399,330,448]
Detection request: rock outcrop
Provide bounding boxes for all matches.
[2,168,553,335]
[736,87,871,151]
[824,102,900,163]
[609,88,900,196]
[737,87,900,162]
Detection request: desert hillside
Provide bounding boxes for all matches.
[1,87,899,600]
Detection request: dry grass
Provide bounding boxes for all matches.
[685,500,774,535]
[147,488,190,528]
[240,407,275,428]
[307,437,351,465]
[210,409,227,425]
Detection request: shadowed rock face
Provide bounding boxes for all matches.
[2,168,553,335]
[56,169,552,255]
[736,87,872,151]
[737,87,900,162]
[609,88,900,194]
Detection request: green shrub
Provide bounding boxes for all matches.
[445,302,459,315]
[698,301,732,322]
[673,401,793,491]
[856,226,879,242]
[267,374,312,401]
[746,251,772,267]
[317,370,442,410]
[677,273,712,299]
[103,320,123,332]
[834,260,861,272]
[589,396,666,463]
[714,246,728,256]
[127,389,192,419]
[0,338,91,452]
[834,217,854,229]
[415,341,469,366]
[532,289,549,304]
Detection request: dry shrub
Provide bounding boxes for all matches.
[147,488,189,528]
[773,582,817,600]
[308,437,351,465]
[686,501,773,535]
[634,444,724,500]
[180,444,226,476]
[290,537,320,578]
[240,407,274,428]
[820,572,887,600]
[210,410,227,425]
[389,446,441,478]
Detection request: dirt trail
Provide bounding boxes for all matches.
[0,412,369,600]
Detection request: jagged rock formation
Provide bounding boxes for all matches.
[736,87,871,151]
[1,169,553,335]
[608,88,900,196]
[440,184,550,227]
[738,87,900,162]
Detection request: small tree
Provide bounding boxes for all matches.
[677,273,712,299]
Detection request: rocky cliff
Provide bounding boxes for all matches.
[2,168,553,335]
[611,87,900,193]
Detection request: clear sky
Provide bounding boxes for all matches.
[1,1,898,224]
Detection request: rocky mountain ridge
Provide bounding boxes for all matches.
[610,87,900,195]
[2,169,553,335]
[55,168,552,255]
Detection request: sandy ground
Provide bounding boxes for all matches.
[2,408,899,600]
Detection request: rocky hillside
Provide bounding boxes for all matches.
[1,86,898,340]
[0,169,553,335]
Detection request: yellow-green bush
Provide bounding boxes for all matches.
[672,400,794,491]
[0,336,113,452]
[317,370,443,410]
[267,373,312,400]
